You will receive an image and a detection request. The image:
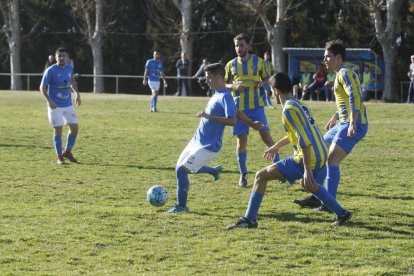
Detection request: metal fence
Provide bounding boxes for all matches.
[0,72,412,102]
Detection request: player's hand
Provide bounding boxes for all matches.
[301,170,318,193]
[196,111,208,119]
[257,81,264,88]
[347,122,357,137]
[263,145,279,160]
[164,81,168,88]
[75,94,81,107]
[250,120,264,131]
[48,100,57,109]
[232,84,245,92]
[143,79,147,86]
[325,119,336,130]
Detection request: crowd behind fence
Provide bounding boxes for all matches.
[0,73,411,102]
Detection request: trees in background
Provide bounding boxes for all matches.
[0,0,413,102]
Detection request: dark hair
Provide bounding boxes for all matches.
[325,39,346,61]
[205,63,225,77]
[55,47,67,54]
[234,33,250,44]
[269,72,293,94]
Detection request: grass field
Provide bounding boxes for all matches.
[0,91,413,275]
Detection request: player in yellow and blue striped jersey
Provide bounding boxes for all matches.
[227,72,352,229]
[225,34,279,187]
[294,40,369,211]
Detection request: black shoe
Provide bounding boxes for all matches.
[293,196,322,208]
[313,204,333,214]
[227,217,258,230]
[332,210,352,226]
[239,173,248,188]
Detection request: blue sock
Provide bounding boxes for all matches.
[326,165,340,198]
[245,191,264,222]
[313,185,344,216]
[237,151,247,174]
[154,95,158,109]
[150,96,155,109]
[176,166,190,207]
[64,134,77,153]
[196,166,216,177]
[316,166,327,187]
[53,135,62,157]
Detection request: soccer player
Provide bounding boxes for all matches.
[166,63,237,214]
[143,50,168,112]
[40,47,81,165]
[227,72,352,229]
[225,34,279,187]
[294,40,368,211]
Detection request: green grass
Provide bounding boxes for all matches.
[0,91,413,275]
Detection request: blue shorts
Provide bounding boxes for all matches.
[263,85,271,91]
[276,157,323,185]
[233,107,269,136]
[324,122,368,154]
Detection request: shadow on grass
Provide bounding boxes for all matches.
[0,143,50,150]
[341,191,414,201]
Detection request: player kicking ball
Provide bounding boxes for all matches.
[227,73,352,228]
[165,63,237,214]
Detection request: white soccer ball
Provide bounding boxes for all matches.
[147,185,169,207]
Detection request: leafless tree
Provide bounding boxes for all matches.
[0,0,22,90]
[68,0,105,93]
[240,0,304,73]
[359,0,404,102]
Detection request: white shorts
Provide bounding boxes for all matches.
[48,105,78,127]
[176,140,219,173]
[148,80,161,93]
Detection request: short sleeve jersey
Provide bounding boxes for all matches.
[145,59,164,82]
[282,98,328,169]
[224,55,269,111]
[192,89,236,152]
[41,64,74,108]
[334,66,368,124]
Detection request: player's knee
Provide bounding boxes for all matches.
[254,169,269,183]
[176,165,190,176]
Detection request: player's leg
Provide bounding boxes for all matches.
[62,106,79,162]
[236,134,248,187]
[48,107,65,164]
[254,108,279,163]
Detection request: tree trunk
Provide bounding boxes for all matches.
[90,0,104,93]
[0,0,22,90]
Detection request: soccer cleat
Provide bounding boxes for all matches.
[313,204,333,214]
[293,195,322,208]
[213,165,223,181]
[57,156,65,165]
[331,210,352,226]
[239,173,248,188]
[227,217,258,230]
[62,150,78,163]
[165,205,189,214]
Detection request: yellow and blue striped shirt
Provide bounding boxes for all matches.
[225,55,269,111]
[334,66,368,124]
[283,98,328,169]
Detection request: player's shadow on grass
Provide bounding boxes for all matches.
[0,143,50,150]
[341,191,414,201]
[260,211,330,224]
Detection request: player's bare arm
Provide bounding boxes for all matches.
[325,113,339,130]
[40,84,57,109]
[263,136,289,160]
[71,77,81,107]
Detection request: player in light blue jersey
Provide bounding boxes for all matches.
[143,50,168,112]
[166,63,237,214]
[40,47,81,164]
[225,34,279,188]
[294,40,369,211]
[227,73,352,229]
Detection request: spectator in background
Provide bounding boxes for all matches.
[293,68,311,99]
[193,57,213,96]
[143,50,168,112]
[44,54,56,72]
[302,63,326,101]
[361,65,375,101]
[176,52,190,96]
[406,55,414,103]
[263,52,275,108]
[321,71,336,102]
